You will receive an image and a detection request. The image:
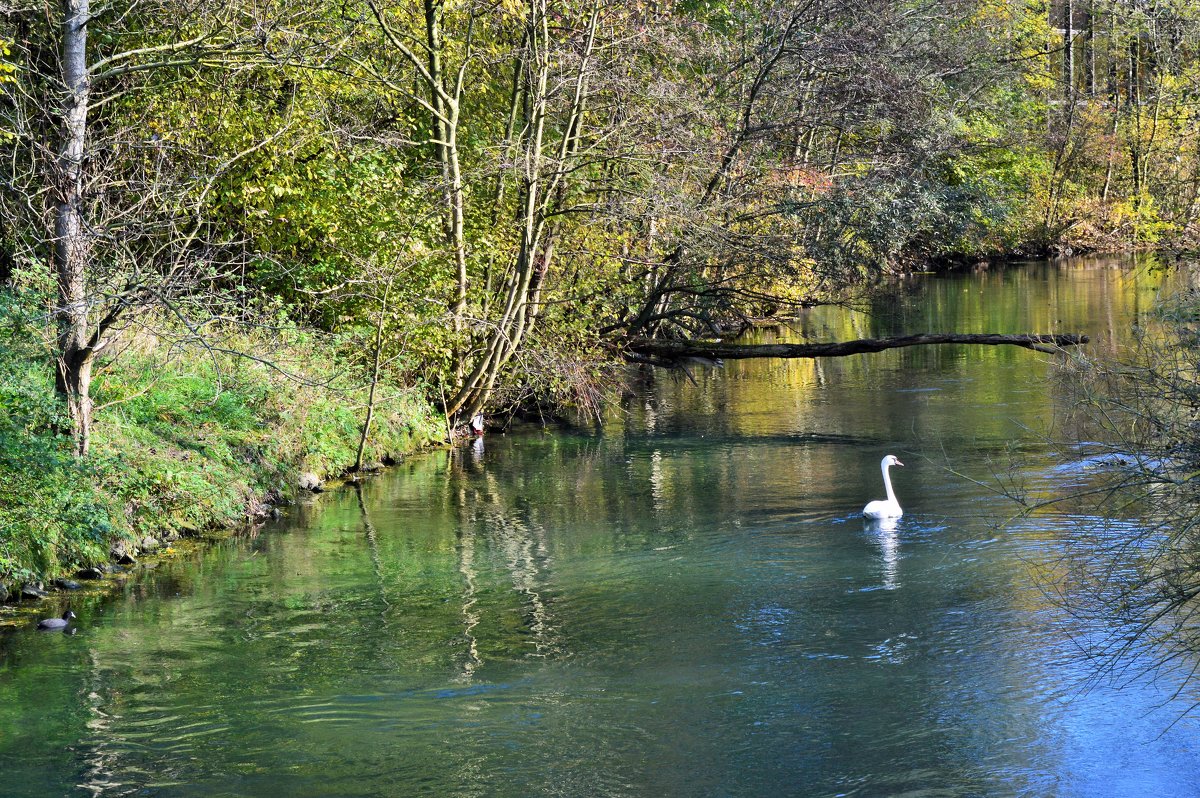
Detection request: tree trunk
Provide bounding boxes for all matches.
[484,40,527,318]
[1101,11,1119,206]
[55,0,94,457]
[1106,10,1118,104]
[1101,111,1119,205]
[490,37,526,225]
[447,0,599,422]
[423,0,468,351]
[1062,0,1074,98]
[355,283,390,473]
[1129,38,1143,218]
[57,347,94,457]
[444,14,548,420]
[1083,0,1095,97]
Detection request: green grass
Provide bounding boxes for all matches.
[0,292,442,582]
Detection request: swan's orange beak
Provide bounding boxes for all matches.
[895,459,904,467]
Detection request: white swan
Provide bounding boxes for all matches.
[863,455,904,519]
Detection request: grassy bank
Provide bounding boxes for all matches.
[0,290,443,585]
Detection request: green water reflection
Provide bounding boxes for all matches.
[2,257,1199,797]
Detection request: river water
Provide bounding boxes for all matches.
[3,257,1200,797]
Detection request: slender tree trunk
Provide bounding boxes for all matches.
[448,1,600,422]
[484,39,527,319]
[490,37,526,225]
[362,0,471,389]
[445,4,549,420]
[1102,111,1119,205]
[1045,0,1083,232]
[1101,10,1118,207]
[355,283,390,473]
[1146,80,1162,186]
[1140,30,1164,223]
[423,0,468,351]
[446,124,468,331]
[1062,0,1074,98]
[55,0,94,457]
[1084,0,1095,97]
[1106,10,1118,104]
[1045,94,1078,231]
[445,0,551,419]
[1129,38,1143,218]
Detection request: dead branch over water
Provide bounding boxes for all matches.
[626,333,1089,363]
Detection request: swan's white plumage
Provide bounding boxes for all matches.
[863,455,904,519]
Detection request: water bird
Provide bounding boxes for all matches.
[862,455,904,519]
[36,610,77,631]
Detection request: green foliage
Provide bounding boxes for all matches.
[0,285,442,582]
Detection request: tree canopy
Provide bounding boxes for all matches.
[2,0,1198,448]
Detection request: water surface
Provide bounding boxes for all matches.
[2,257,1199,797]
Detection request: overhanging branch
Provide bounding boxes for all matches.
[625,332,1089,362]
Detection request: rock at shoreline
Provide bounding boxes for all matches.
[141,536,161,553]
[54,578,82,591]
[298,472,324,492]
[21,583,48,600]
[110,541,138,565]
[0,582,8,603]
[76,567,105,580]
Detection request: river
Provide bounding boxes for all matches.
[2,257,1199,797]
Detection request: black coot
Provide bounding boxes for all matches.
[36,610,77,630]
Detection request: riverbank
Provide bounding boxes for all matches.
[0,289,443,603]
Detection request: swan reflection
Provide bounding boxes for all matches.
[864,517,900,590]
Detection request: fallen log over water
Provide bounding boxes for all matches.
[626,333,1089,363]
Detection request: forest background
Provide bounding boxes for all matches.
[2,0,1199,582]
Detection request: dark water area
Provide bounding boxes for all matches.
[3,257,1200,797]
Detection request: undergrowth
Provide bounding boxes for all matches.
[0,290,442,582]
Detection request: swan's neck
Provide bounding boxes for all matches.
[882,462,898,505]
